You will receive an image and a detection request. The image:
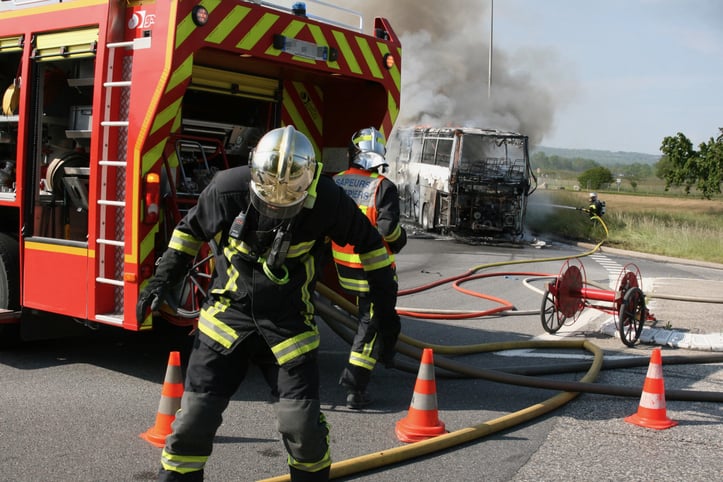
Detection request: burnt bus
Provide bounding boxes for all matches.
[386,127,537,239]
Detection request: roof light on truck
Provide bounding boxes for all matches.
[383,53,395,70]
[192,5,209,26]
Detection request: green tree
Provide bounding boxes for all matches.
[654,155,673,179]
[577,166,614,190]
[661,129,723,199]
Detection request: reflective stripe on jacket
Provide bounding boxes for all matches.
[331,168,396,294]
[165,165,393,363]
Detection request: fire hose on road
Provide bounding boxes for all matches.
[259,213,723,482]
[266,283,722,482]
[316,283,723,403]
[258,284,606,482]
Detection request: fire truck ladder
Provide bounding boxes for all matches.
[93,39,140,325]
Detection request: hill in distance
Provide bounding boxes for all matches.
[531,146,661,166]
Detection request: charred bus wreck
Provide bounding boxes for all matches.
[387,127,537,241]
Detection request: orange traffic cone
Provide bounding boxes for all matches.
[625,347,677,430]
[141,351,184,447]
[395,348,447,443]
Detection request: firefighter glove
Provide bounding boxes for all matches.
[136,249,192,323]
[388,226,407,254]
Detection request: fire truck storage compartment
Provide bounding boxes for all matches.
[1,48,21,200]
[67,105,92,133]
[29,55,95,242]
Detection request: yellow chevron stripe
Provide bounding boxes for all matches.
[294,81,323,134]
[206,5,251,44]
[376,41,401,87]
[176,0,222,48]
[284,97,312,142]
[331,30,361,74]
[175,12,196,48]
[240,12,280,51]
[283,19,305,38]
[150,97,183,136]
[307,24,339,69]
[142,137,169,174]
[202,0,222,11]
[132,0,179,260]
[166,55,193,93]
[386,91,399,128]
[283,92,321,159]
[355,37,383,79]
[171,107,183,133]
[134,223,159,265]
[266,19,313,62]
[167,148,180,169]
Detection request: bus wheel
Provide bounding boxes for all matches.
[412,186,420,221]
[421,203,431,231]
[0,233,21,348]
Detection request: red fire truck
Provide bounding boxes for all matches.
[0,0,401,345]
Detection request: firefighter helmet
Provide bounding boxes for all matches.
[249,126,317,219]
[349,127,387,171]
[589,192,597,201]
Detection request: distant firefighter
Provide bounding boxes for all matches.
[581,192,605,218]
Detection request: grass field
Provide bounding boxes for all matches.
[525,189,723,264]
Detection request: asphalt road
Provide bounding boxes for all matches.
[0,236,721,481]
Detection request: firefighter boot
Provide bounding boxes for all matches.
[339,366,372,409]
[158,468,203,482]
[346,390,372,410]
[290,465,330,481]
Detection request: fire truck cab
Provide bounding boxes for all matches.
[0,0,401,344]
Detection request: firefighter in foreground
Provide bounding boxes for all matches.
[331,127,407,409]
[136,126,400,481]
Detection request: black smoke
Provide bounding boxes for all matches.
[347,0,572,146]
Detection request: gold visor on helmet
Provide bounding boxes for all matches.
[250,125,316,219]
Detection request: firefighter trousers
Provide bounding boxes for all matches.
[159,332,331,481]
[339,296,378,392]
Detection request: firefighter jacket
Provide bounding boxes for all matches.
[588,200,604,217]
[331,167,406,295]
[163,165,398,363]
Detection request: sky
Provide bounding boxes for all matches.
[277,1,723,155]
[493,0,723,154]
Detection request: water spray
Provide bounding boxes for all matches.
[538,203,580,211]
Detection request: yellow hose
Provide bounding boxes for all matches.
[258,285,604,482]
[259,219,611,481]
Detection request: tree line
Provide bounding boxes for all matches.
[532,128,723,196]
[531,152,653,190]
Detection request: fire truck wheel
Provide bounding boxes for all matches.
[0,232,21,348]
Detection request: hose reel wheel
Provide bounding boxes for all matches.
[556,259,585,318]
[618,286,646,347]
[615,263,642,300]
